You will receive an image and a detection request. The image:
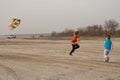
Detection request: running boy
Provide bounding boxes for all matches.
[104,34,112,62]
[69,31,80,56]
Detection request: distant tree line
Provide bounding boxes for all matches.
[51,19,120,37]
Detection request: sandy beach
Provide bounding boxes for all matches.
[0,39,120,80]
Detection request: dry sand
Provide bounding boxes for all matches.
[0,39,120,80]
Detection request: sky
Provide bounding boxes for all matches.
[0,0,120,35]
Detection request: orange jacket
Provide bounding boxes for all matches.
[71,34,78,43]
[71,34,80,44]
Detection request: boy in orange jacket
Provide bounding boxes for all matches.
[69,31,80,56]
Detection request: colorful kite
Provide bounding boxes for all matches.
[9,18,21,30]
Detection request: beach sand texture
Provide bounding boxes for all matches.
[0,39,120,80]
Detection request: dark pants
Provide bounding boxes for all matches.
[69,44,80,55]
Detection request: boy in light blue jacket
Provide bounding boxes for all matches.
[104,35,112,62]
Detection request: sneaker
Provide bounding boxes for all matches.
[105,57,109,62]
[69,53,73,56]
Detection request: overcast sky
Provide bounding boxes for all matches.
[0,0,120,35]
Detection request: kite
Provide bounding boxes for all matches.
[9,18,21,30]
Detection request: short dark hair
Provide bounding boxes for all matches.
[75,31,79,35]
[107,34,111,39]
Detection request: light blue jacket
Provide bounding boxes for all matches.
[104,39,112,50]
